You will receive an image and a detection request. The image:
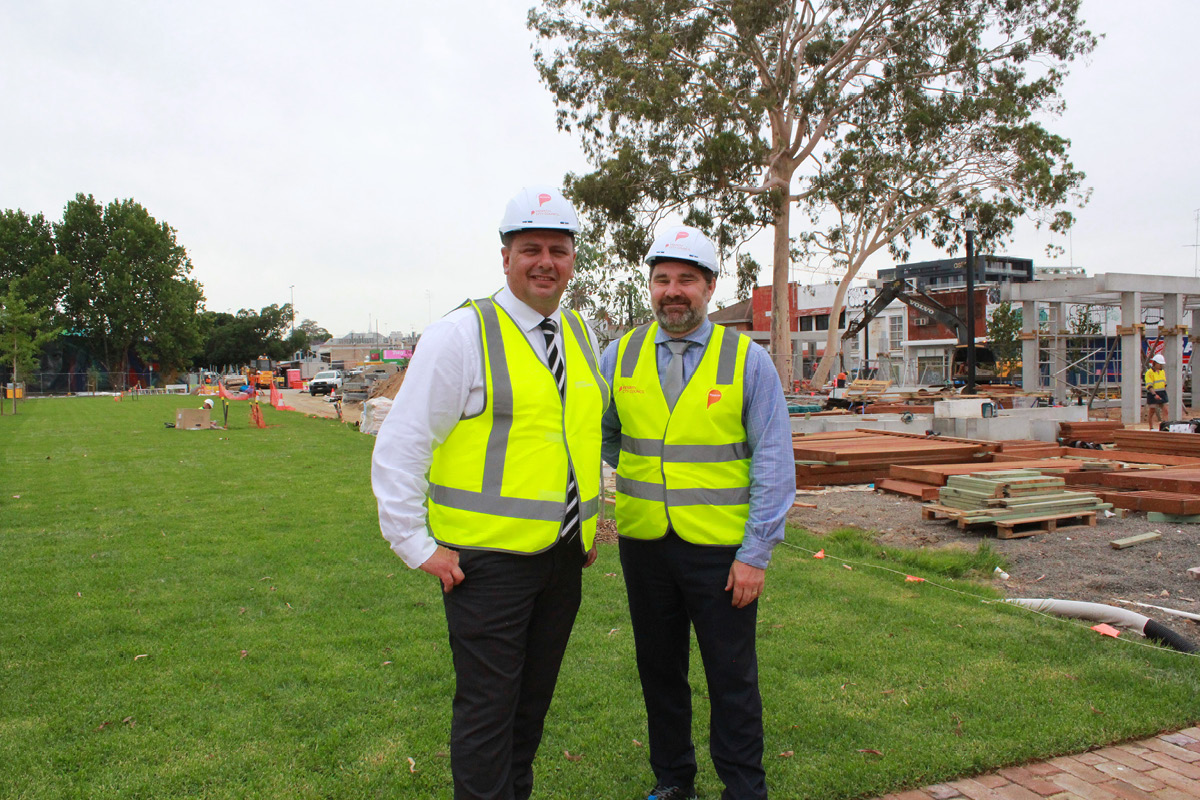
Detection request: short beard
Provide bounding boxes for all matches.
[655,303,705,334]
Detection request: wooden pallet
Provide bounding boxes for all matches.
[922,503,1098,538]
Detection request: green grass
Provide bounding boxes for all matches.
[2,396,1198,799]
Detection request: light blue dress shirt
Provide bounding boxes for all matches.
[599,318,796,568]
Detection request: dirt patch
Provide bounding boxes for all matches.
[788,487,1200,613]
[275,389,362,425]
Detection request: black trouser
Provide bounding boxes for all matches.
[619,532,767,800]
[442,535,585,800]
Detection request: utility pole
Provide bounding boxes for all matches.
[964,211,977,395]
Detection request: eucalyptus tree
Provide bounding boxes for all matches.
[530,0,1096,386]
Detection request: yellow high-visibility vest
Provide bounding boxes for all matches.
[612,322,751,545]
[427,298,609,553]
[1145,367,1166,391]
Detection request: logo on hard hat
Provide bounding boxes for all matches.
[707,389,722,408]
[538,193,552,206]
[675,231,690,242]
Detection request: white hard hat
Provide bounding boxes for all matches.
[202,398,214,409]
[1152,353,1165,364]
[498,185,580,239]
[645,225,719,274]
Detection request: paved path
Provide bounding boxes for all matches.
[872,727,1200,800]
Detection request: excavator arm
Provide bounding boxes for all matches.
[842,279,970,346]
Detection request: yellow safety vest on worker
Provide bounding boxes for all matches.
[427,298,609,554]
[1145,367,1166,391]
[612,322,752,545]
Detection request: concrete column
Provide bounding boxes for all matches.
[1163,293,1184,418]
[1193,308,1200,416]
[1120,292,1142,424]
[1050,302,1067,404]
[1021,300,1039,392]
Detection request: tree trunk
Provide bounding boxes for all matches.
[769,198,793,390]
[811,255,869,387]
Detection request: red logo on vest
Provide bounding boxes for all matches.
[707,389,722,408]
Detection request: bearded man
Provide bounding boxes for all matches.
[597,225,795,800]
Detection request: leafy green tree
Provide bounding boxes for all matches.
[0,209,68,320]
[0,287,58,414]
[53,194,203,386]
[530,0,1096,386]
[197,304,299,368]
[986,301,1022,381]
[297,319,331,342]
[562,237,652,340]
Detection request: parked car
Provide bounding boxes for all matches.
[309,370,343,396]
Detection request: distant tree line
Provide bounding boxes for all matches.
[0,193,334,388]
[0,194,202,386]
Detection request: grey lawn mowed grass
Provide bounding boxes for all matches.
[2,396,1197,799]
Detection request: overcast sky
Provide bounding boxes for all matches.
[3,1,1198,338]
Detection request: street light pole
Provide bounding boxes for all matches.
[964,212,977,395]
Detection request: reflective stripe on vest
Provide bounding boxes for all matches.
[427,298,608,554]
[612,322,751,545]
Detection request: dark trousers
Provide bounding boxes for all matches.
[619,533,767,800]
[442,537,585,800]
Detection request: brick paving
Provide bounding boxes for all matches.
[873,728,1200,800]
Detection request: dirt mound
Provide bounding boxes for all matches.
[370,371,405,400]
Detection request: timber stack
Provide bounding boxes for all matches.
[1058,420,1124,445]
[1112,429,1200,458]
[793,429,994,487]
[922,469,1111,538]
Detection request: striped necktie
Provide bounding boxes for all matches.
[539,317,580,542]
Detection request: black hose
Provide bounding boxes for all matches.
[1143,619,1199,654]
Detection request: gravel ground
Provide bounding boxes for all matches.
[788,486,1200,615]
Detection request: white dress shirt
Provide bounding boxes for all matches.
[371,285,598,568]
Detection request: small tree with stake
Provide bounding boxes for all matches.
[0,287,58,414]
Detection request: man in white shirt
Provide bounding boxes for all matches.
[372,185,607,800]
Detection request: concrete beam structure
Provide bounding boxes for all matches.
[1004,273,1200,308]
[1121,291,1141,424]
[1002,273,1200,425]
[1049,302,1067,404]
[1163,293,1184,418]
[1021,300,1039,393]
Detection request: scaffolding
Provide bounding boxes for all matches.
[1004,273,1200,424]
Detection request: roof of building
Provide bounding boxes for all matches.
[710,298,751,324]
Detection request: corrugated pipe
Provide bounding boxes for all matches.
[1005,598,1197,654]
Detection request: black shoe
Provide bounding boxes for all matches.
[647,785,696,800]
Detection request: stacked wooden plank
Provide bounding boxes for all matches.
[876,479,941,501]
[1100,490,1200,516]
[861,403,935,414]
[1100,467,1200,494]
[1113,430,1200,457]
[1058,420,1124,444]
[889,459,1088,487]
[923,470,1111,538]
[993,440,1067,459]
[793,430,992,486]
